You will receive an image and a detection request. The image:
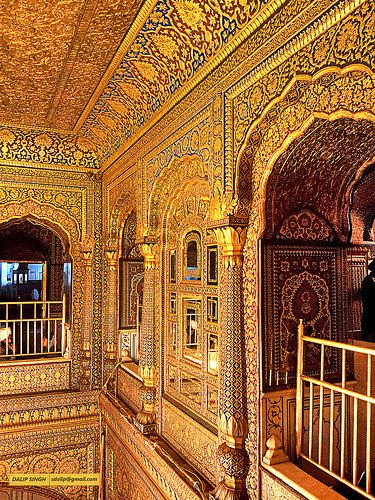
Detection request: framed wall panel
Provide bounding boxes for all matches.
[119,259,144,329]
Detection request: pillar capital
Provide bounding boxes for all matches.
[104,248,118,270]
[209,218,248,269]
[79,236,94,269]
[137,240,158,270]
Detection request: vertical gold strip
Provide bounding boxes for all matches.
[366,354,371,494]
[353,397,358,485]
[329,388,334,470]
[309,382,313,458]
[318,345,325,465]
[62,294,66,356]
[296,319,304,458]
[340,349,346,478]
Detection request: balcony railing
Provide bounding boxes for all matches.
[296,320,375,499]
[0,296,67,360]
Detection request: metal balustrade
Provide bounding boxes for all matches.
[0,296,67,360]
[296,320,375,499]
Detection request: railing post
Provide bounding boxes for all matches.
[62,294,66,356]
[296,319,305,459]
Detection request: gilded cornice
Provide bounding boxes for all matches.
[0,407,98,433]
[0,127,98,169]
[85,0,287,169]
[103,0,369,177]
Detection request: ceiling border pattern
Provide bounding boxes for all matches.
[81,0,286,166]
[0,127,98,169]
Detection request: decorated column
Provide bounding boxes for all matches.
[211,218,249,500]
[79,236,94,387]
[134,241,158,434]
[104,244,118,357]
[103,243,118,384]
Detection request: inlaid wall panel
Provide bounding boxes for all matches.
[262,244,347,389]
[105,428,165,500]
[161,398,218,483]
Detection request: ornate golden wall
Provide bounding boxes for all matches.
[101,0,374,497]
[0,0,372,497]
[0,164,102,390]
[0,165,102,498]
[0,391,99,500]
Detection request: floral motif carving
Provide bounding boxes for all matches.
[0,127,98,168]
[277,210,334,242]
[81,0,269,162]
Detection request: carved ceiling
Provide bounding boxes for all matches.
[265,118,375,242]
[0,0,267,168]
[351,165,375,242]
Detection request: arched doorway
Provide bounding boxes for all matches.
[235,66,375,495]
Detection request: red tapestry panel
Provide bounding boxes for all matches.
[262,244,346,389]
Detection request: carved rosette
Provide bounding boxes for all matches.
[135,242,158,433]
[211,221,249,499]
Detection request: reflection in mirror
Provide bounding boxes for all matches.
[207,296,218,322]
[184,232,201,281]
[170,292,177,314]
[207,386,218,414]
[168,364,177,389]
[183,299,201,363]
[187,240,198,269]
[170,322,177,356]
[208,333,218,375]
[207,245,218,285]
[181,371,201,404]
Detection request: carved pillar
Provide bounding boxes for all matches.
[211,219,249,500]
[79,237,94,387]
[103,244,118,386]
[134,241,157,434]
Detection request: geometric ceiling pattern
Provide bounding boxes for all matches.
[0,0,269,167]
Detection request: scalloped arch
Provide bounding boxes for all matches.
[235,64,375,495]
[108,184,136,250]
[147,155,209,238]
[0,199,80,249]
[236,65,375,239]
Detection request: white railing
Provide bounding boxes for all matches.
[296,320,375,498]
[0,296,67,360]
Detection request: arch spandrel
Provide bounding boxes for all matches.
[146,155,210,239]
[0,199,80,250]
[236,65,375,238]
[107,180,136,253]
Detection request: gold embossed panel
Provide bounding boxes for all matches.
[162,399,218,482]
[0,421,99,500]
[0,0,145,132]
[0,360,70,396]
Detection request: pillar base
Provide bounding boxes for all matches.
[134,410,157,434]
[209,481,248,500]
[133,418,157,435]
